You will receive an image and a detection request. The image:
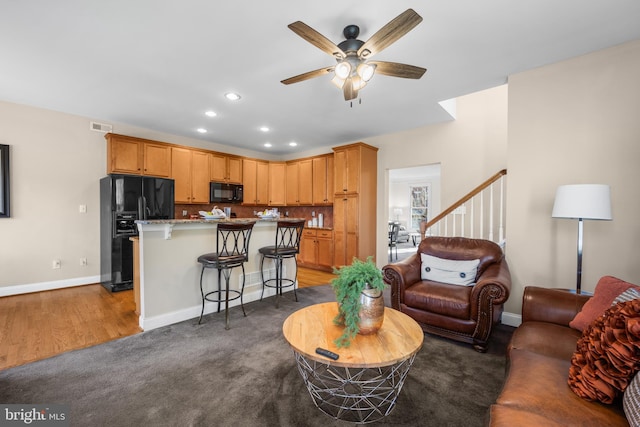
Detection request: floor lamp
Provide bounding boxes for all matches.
[552,184,612,294]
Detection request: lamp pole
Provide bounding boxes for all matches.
[576,218,584,294]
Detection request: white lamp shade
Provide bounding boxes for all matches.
[552,184,612,220]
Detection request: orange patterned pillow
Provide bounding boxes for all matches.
[568,299,640,403]
[569,276,639,332]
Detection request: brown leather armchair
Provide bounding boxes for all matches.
[382,236,511,352]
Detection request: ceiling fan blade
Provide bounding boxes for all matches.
[368,61,426,79]
[343,78,358,101]
[281,67,334,85]
[357,9,422,59]
[288,21,346,59]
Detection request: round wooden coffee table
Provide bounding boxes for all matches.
[282,302,424,423]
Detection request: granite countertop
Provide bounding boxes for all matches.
[135,217,305,225]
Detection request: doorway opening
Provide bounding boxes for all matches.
[388,164,441,261]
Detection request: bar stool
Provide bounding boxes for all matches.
[259,220,305,308]
[197,221,255,329]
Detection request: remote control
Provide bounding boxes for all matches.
[315,347,339,360]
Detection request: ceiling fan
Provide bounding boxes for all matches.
[281,9,427,101]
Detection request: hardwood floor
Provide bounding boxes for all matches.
[0,267,335,371]
[297,267,336,288]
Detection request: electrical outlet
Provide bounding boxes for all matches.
[79,204,87,213]
[80,257,87,266]
[182,210,188,217]
[312,211,315,217]
[52,259,61,269]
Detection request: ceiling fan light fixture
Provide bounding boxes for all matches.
[357,62,376,82]
[334,61,351,80]
[331,74,346,89]
[351,74,366,91]
[282,9,425,102]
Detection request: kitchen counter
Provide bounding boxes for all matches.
[134,218,306,330]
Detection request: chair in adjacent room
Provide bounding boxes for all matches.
[259,220,305,308]
[197,221,255,329]
[388,221,400,262]
[382,236,511,352]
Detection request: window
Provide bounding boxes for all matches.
[0,144,10,218]
[410,185,429,231]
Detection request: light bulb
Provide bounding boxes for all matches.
[357,63,376,82]
[335,61,351,80]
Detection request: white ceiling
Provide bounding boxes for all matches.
[1,1,639,155]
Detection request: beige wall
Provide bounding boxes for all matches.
[0,101,269,291]
[369,85,509,265]
[505,39,640,314]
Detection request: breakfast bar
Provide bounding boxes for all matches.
[135,218,304,330]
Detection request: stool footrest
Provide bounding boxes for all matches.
[203,289,243,304]
[262,278,296,290]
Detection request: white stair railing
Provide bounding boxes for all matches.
[421,170,507,249]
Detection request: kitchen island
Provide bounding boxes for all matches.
[135,218,304,330]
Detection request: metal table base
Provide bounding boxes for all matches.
[293,351,417,424]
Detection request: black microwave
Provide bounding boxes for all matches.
[210,182,243,203]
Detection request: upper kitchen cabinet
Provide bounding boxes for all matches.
[286,159,313,205]
[171,147,210,204]
[312,154,334,205]
[268,162,287,206]
[242,158,269,205]
[106,133,171,177]
[210,153,242,184]
[333,144,362,194]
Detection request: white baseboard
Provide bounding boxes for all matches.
[140,286,286,331]
[0,275,101,297]
[501,311,522,328]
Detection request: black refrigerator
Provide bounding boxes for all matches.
[100,174,175,292]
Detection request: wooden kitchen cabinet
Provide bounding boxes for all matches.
[333,145,360,194]
[299,228,334,271]
[242,158,269,205]
[332,142,377,267]
[171,147,210,204]
[106,133,171,177]
[312,154,334,205]
[268,162,286,206]
[210,153,242,184]
[286,159,313,205]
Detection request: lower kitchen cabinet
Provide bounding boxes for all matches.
[299,228,333,272]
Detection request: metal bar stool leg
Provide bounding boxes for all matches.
[275,256,281,309]
[198,266,206,324]
[239,263,246,317]
[292,255,299,302]
[222,267,231,330]
[259,254,266,301]
[217,269,222,312]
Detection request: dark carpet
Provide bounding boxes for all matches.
[0,285,513,426]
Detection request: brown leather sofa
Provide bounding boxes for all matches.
[382,236,511,352]
[488,286,629,426]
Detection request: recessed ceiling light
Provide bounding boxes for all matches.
[205,111,217,117]
[264,143,272,148]
[259,126,270,132]
[224,92,241,101]
[196,128,207,134]
[289,142,298,147]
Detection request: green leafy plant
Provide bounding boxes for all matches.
[331,256,385,348]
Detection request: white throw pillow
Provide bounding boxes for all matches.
[420,253,480,286]
[624,372,640,426]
